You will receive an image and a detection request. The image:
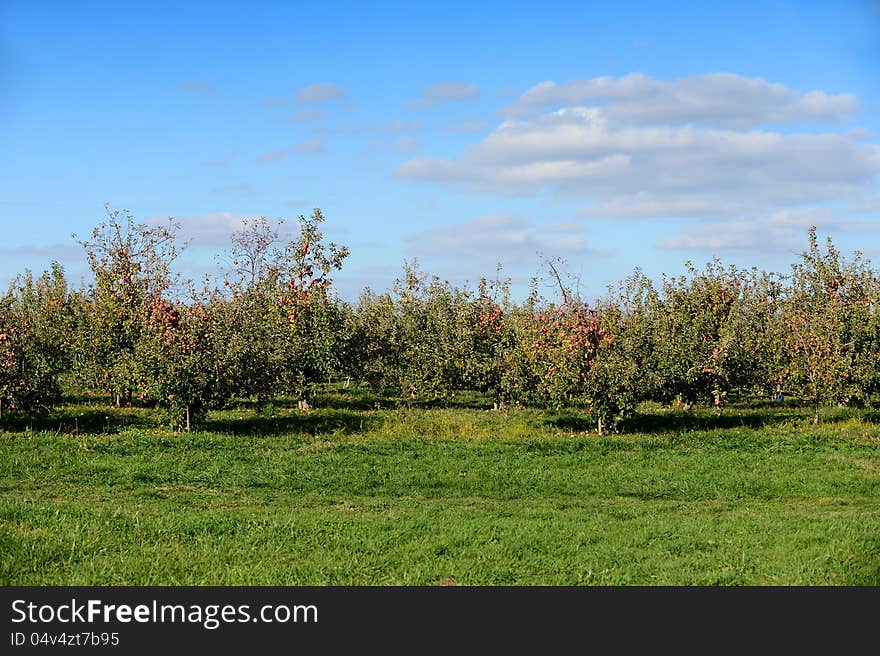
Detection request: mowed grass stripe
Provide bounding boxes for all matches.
[2,405,879,585]
[2,495,877,585]
[3,430,878,500]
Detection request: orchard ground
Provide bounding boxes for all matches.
[1,387,878,585]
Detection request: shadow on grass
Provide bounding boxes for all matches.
[204,408,376,436]
[545,402,880,435]
[414,393,497,411]
[310,389,384,411]
[314,388,497,412]
[548,414,596,433]
[0,405,158,435]
[624,411,776,433]
[221,387,387,413]
[7,388,880,437]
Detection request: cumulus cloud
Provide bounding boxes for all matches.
[506,73,859,127]
[396,103,880,214]
[404,215,601,270]
[408,81,481,108]
[295,82,346,104]
[658,207,839,253]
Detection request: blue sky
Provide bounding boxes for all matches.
[1,0,878,301]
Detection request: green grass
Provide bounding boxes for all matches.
[2,392,879,585]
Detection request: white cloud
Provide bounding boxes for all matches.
[396,102,880,212]
[147,212,308,250]
[295,82,346,104]
[579,195,750,219]
[408,81,481,108]
[144,212,250,248]
[404,215,600,270]
[506,73,859,127]
[846,127,873,141]
[658,207,838,252]
[848,196,880,213]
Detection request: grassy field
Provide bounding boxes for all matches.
[2,390,879,585]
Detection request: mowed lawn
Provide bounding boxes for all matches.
[2,395,879,585]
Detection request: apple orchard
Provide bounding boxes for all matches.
[3,207,880,432]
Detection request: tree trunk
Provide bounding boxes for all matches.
[813,401,819,425]
[597,418,604,436]
[185,405,191,432]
